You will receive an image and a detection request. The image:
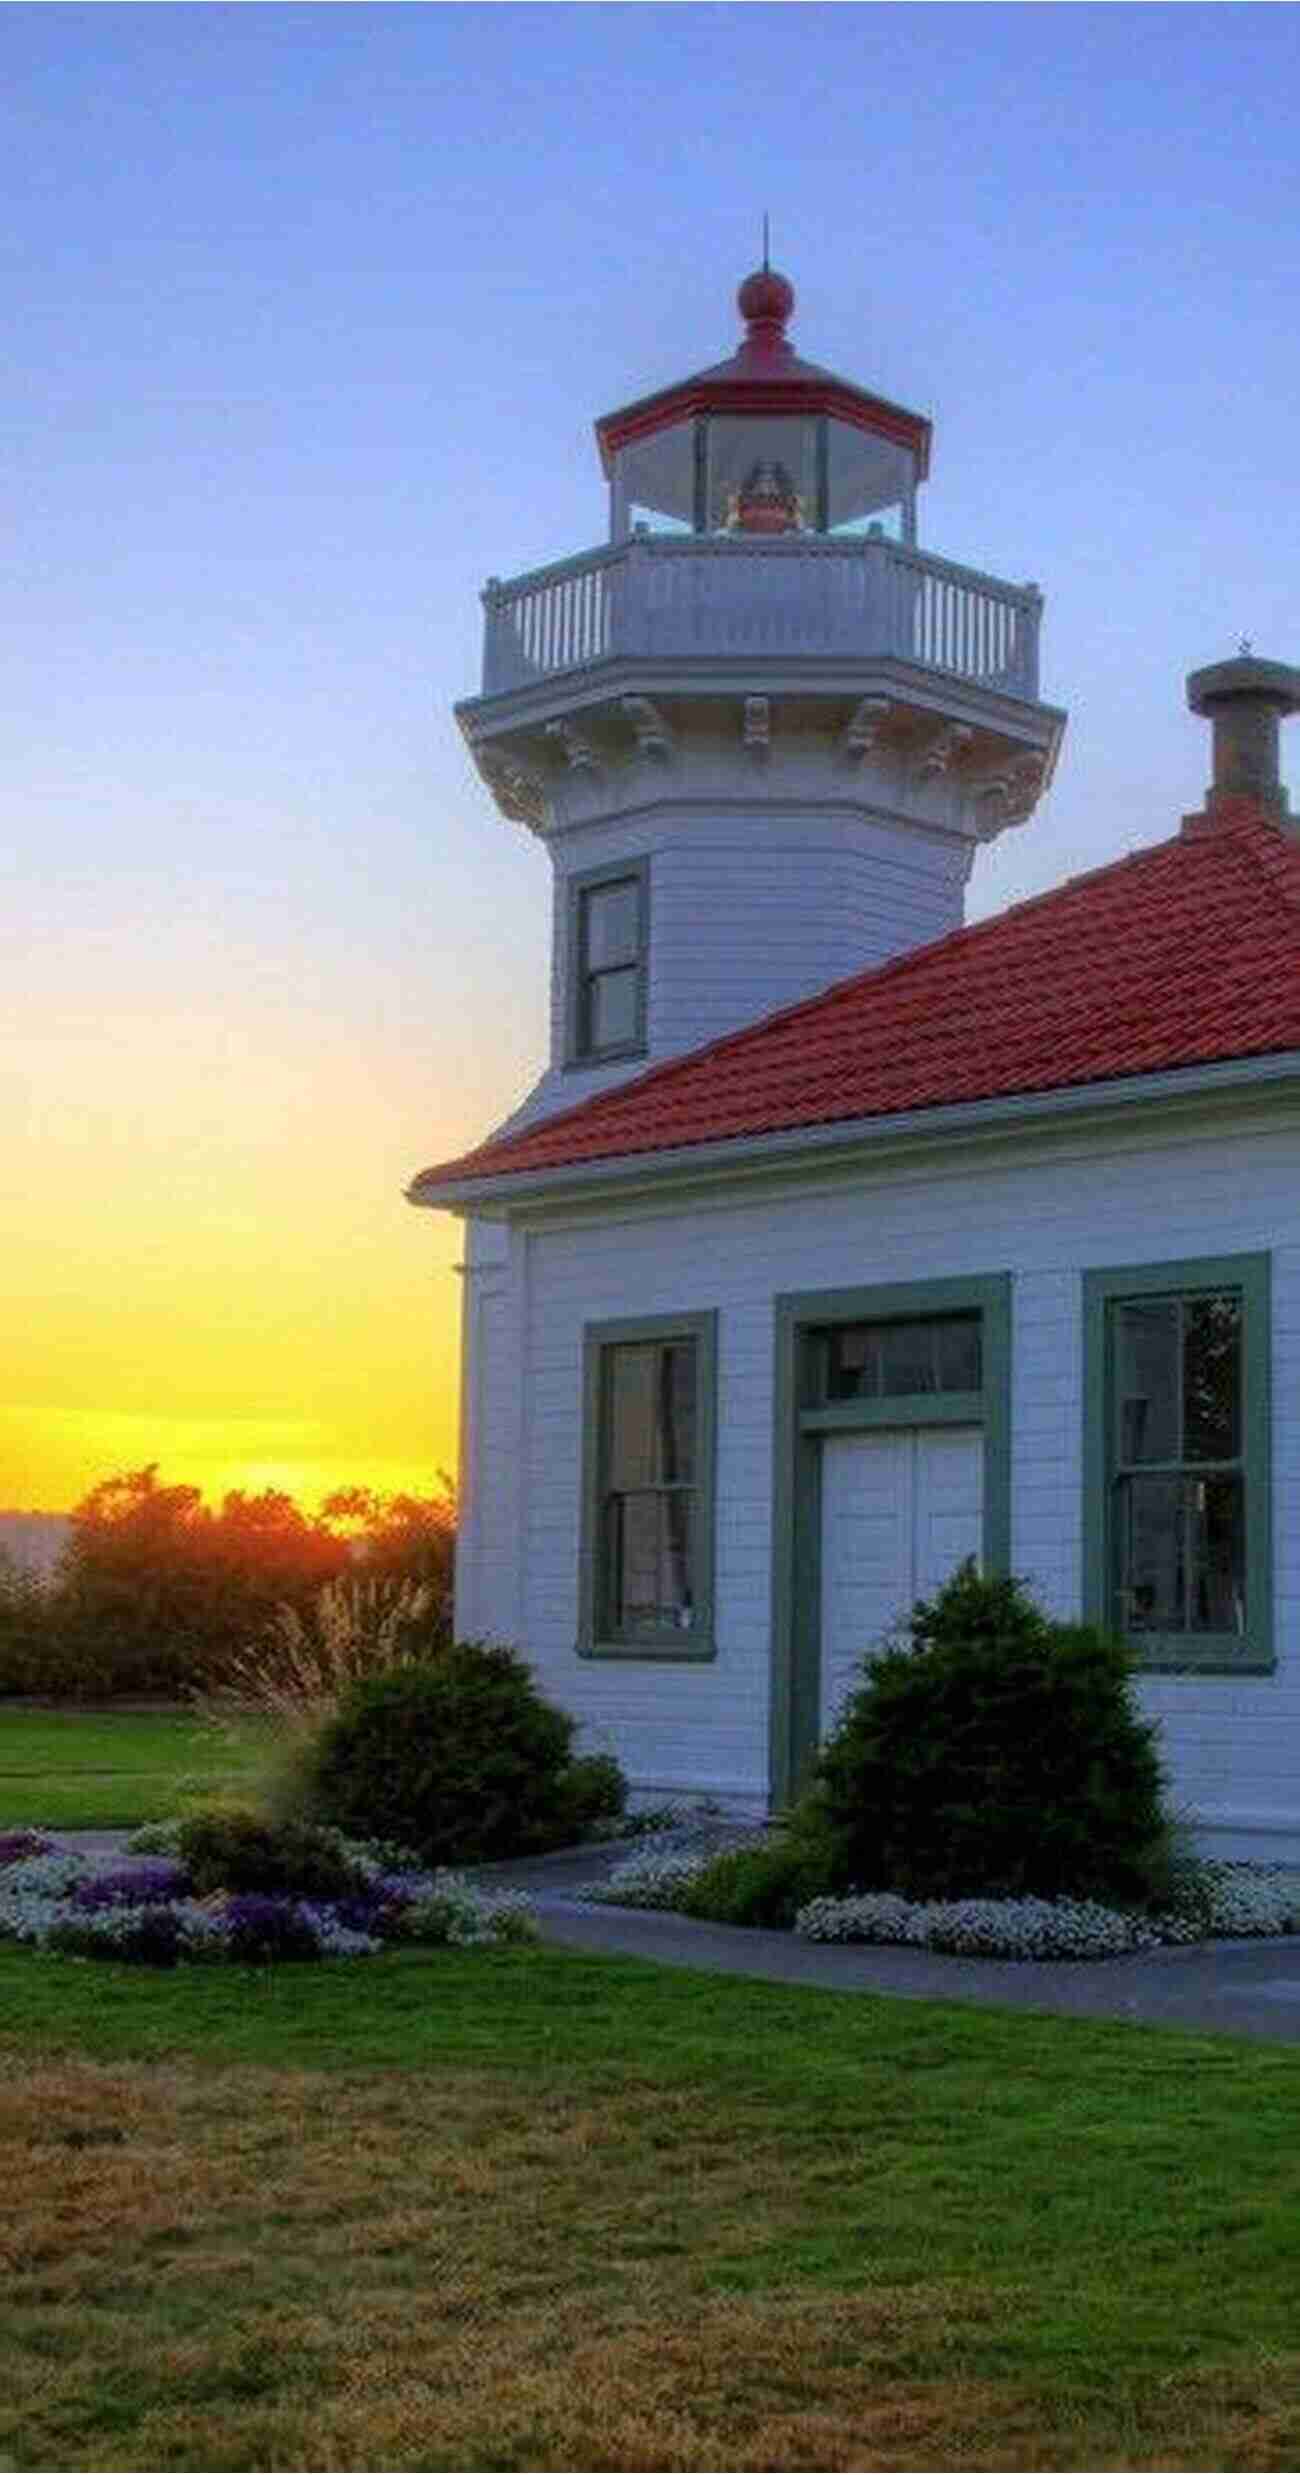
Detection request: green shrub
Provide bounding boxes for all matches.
[677,1836,826,1930]
[298,1644,613,1868]
[551,1752,627,1843]
[811,1562,1170,1907]
[177,1804,366,1902]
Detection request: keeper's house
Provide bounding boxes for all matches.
[410,263,1300,1857]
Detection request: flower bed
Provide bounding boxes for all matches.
[0,1833,537,1964]
[589,1836,1300,1961]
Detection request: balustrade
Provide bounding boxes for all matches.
[481,534,1040,702]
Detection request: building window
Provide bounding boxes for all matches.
[579,1311,716,1659]
[568,862,647,1065]
[824,1311,982,1404]
[1083,1254,1272,1672]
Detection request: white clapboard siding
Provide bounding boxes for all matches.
[460,1098,1300,1849]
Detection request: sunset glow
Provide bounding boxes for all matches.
[6,10,1299,1515]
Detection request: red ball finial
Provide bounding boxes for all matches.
[737,265,795,333]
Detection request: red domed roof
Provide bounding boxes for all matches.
[595,264,931,477]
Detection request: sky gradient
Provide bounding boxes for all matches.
[5,4,1300,1511]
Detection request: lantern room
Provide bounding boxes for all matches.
[596,265,931,544]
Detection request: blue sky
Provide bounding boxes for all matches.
[4,4,1299,1507]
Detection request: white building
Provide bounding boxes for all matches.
[411,264,1300,1857]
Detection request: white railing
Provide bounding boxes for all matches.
[480,534,1041,702]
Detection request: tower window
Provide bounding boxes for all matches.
[568,860,648,1065]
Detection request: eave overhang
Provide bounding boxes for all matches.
[407,1049,1300,1219]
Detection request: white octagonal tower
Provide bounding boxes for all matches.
[457,263,1067,1131]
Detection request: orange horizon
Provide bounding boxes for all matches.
[0,1424,460,1523]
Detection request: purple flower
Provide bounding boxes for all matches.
[220,1895,321,1962]
[372,1872,430,1907]
[0,1830,54,1867]
[72,1861,192,1910]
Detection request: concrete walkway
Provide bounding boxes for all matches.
[39,1830,1300,2045]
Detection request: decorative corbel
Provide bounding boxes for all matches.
[1001,752,1046,823]
[743,695,771,761]
[475,746,546,830]
[976,775,1012,813]
[976,752,1046,827]
[915,722,974,783]
[621,696,673,762]
[841,695,892,763]
[545,719,601,774]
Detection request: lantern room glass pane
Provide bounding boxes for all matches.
[825,421,916,535]
[615,421,696,533]
[706,415,818,533]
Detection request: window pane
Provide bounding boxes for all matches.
[606,1346,657,1491]
[584,880,639,970]
[826,1325,882,1400]
[588,967,638,1052]
[825,1313,980,1402]
[936,1316,983,1392]
[608,1489,696,1634]
[1117,1472,1184,1631]
[1115,1300,1180,1465]
[656,1342,696,1485]
[607,1340,697,1491]
[1117,1472,1246,1636]
[1188,1474,1245,1633]
[1184,1294,1241,1463]
[877,1320,939,1394]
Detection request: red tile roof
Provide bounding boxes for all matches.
[411,802,1300,1197]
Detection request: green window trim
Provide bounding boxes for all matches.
[1082,1252,1272,1675]
[578,1309,718,1661]
[770,1273,1012,1808]
[565,857,649,1069]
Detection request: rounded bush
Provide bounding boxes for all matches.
[552,1752,627,1843]
[300,1644,591,1867]
[177,1805,365,1902]
[811,1563,1170,1907]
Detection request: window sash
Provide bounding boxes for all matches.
[602,1484,697,1638]
[821,1310,983,1405]
[570,866,646,1063]
[1082,1255,1271,1674]
[579,1312,717,1659]
[1113,1469,1246,1639]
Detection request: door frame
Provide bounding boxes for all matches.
[769,1273,1012,1808]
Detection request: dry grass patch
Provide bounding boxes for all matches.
[0,2046,1037,2472]
[4,2044,1300,2471]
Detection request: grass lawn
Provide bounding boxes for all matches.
[4,1945,1300,2471]
[0,1708,271,1827]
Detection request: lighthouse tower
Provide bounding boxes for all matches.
[456,262,1066,1132]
